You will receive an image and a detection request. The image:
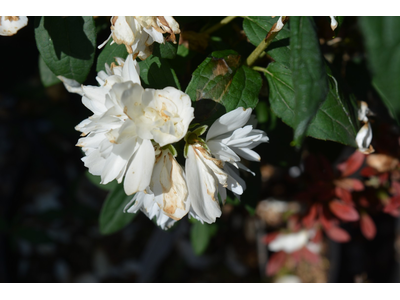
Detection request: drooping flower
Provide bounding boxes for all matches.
[183,107,268,224]
[100,16,180,60]
[206,107,269,195]
[356,122,374,154]
[0,16,28,36]
[355,101,374,154]
[185,142,228,224]
[124,146,190,227]
[330,16,338,31]
[63,55,193,196]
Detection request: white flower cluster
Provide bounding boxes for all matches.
[62,16,269,229]
[99,16,180,60]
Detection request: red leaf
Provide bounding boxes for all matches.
[334,178,364,191]
[360,166,378,177]
[302,204,318,228]
[379,172,389,184]
[335,187,353,204]
[337,151,365,177]
[301,247,320,264]
[311,229,323,243]
[392,181,400,195]
[263,231,280,244]
[266,251,286,276]
[326,226,351,243]
[329,200,360,222]
[360,213,377,240]
[319,210,334,231]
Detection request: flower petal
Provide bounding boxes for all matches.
[123,138,155,195]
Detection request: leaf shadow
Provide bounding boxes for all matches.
[43,16,94,61]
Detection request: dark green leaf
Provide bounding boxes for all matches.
[243,16,291,67]
[190,220,217,256]
[185,50,262,111]
[153,40,178,60]
[34,16,96,83]
[96,39,128,72]
[38,55,60,87]
[359,16,400,125]
[99,184,136,235]
[86,171,118,191]
[290,16,329,145]
[265,62,358,147]
[138,54,181,90]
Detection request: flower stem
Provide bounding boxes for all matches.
[203,16,237,34]
[245,17,289,67]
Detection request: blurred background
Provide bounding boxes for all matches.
[1,16,400,283]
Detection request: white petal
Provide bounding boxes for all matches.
[123,139,155,195]
[122,54,141,84]
[185,145,222,224]
[231,147,261,161]
[356,122,374,154]
[0,16,28,36]
[58,76,84,96]
[100,136,138,184]
[268,230,309,253]
[206,107,252,141]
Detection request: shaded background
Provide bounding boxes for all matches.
[1,16,400,283]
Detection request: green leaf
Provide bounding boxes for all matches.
[85,171,118,191]
[290,16,329,145]
[34,16,96,83]
[153,41,178,60]
[243,16,291,67]
[96,39,128,72]
[99,184,136,235]
[185,50,262,111]
[359,16,400,125]
[265,62,358,147]
[138,54,181,90]
[190,220,217,256]
[38,55,60,87]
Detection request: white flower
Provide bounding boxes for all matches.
[356,122,374,154]
[0,16,28,36]
[355,101,374,154]
[268,230,320,254]
[100,16,180,60]
[185,143,228,224]
[330,16,338,31]
[271,16,286,33]
[358,101,371,122]
[206,107,269,196]
[66,55,193,195]
[124,146,190,227]
[206,107,269,164]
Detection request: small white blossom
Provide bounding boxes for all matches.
[100,16,180,60]
[356,122,374,154]
[330,16,338,31]
[0,16,28,36]
[206,107,268,196]
[356,101,374,154]
[268,230,320,254]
